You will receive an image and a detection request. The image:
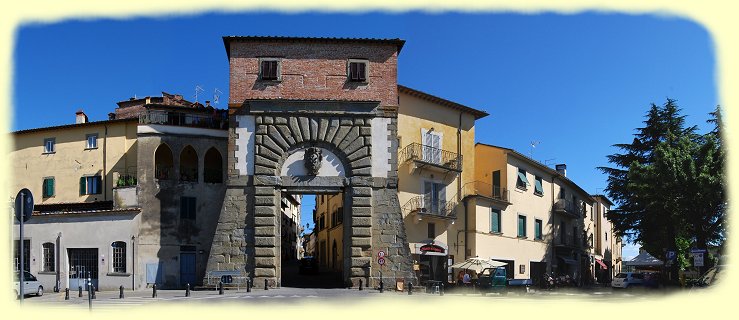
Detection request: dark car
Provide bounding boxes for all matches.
[299,256,318,275]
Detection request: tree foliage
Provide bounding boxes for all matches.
[598,100,725,272]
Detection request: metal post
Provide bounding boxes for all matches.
[152,284,157,298]
[65,288,69,300]
[186,283,190,297]
[359,279,363,291]
[87,281,92,311]
[218,281,224,295]
[440,283,444,296]
[408,282,412,295]
[78,286,82,297]
[119,285,124,299]
[246,279,251,293]
[19,192,25,304]
[379,279,384,293]
[264,279,268,290]
[92,285,96,299]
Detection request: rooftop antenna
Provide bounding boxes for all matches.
[194,85,204,103]
[544,158,556,167]
[529,141,540,158]
[213,88,222,105]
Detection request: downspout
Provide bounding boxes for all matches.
[551,175,557,274]
[103,124,108,200]
[458,112,467,260]
[131,235,136,290]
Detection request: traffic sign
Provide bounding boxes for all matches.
[378,251,385,258]
[15,188,33,223]
[666,251,676,260]
[378,257,386,266]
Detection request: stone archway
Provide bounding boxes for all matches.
[205,103,417,288]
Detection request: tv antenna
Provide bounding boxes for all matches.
[544,158,556,167]
[194,85,204,103]
[213,88,222,105]
[529,141,540,158]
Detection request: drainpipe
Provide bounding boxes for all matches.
[551,175,556,274]
[103,124,108,200]
[458,112,467,259]
[131,235,136,290]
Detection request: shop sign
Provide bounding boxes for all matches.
[419,244,445,254]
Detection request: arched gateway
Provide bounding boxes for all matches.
[204,36,416,287]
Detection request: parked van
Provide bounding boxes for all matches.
[611,272,644,288]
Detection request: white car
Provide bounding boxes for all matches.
[14,271,44,297]
[611,272,644,288]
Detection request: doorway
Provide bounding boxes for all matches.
[68,248,98,290]
[180,246,196,287]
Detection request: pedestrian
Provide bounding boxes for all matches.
[457,270,465,286]
[463,271,472,287]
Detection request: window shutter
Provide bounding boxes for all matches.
[79,177,86,195]
[94,176,102,194]
[48,179,54,197]
[358,63,366,81]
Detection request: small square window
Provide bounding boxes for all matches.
[535,219,543,240]
[490,209,501,233]
[42,177,55,198]
[516,169,529,190]
[260,59,280,81]
[86,134,98,149]
[80,175,102,195]
[348,60,368,82]
[517,214,527,238]
[43,138,55,153]
[534,176,544,195]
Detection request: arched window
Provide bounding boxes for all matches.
[42,242,55,272]
[180,146,198,182]
[154,144,174,180]
[111,241,126,273]
[203,147,223,183]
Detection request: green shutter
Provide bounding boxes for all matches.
[48,178,54,197]
[79,177,86,195]
[534,178,543,194]
[517,171,529,187]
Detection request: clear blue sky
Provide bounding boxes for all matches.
[13,12,717,259]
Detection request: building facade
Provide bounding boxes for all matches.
[587,195,623,284]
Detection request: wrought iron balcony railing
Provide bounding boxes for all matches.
[402,195,458,219]
[139,110,228,130]
[399,142,462,172]
[552,199,582,218]
[462,181,510,203]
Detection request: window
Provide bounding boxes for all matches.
[605,232,608,241]
[490,209,501,233]
[42,177,55,198]
[534,176,543,195]
[112,241,126,273]
[423,181,446,215]
[260,58,280,81]
[572,226,578,246]
[14,240,30,272]
[560,221,566,244]
[180,197,196,220]
[516,169,529,190]
[79,175,102,195]
[534,219,543,240]
[421,129,442,165]
[348,60,368,82]
[42,242,55,272]
[517,215,527,238]
[43,138,55,153]
[559,187,566,199]
[427,222,436,238]
[86,134,98,149]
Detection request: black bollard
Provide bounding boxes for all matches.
[186,283,190,297]
[264,279,268,290]
[65,288,69,300]
[359,279,363,291]
[246,279,251,293]
[219,281,224,295]
[440,283,444,296]
[379,279,384,293]
[119,285,124,299]
[87,285,92,310]
[78,286,83,297]
[91,285,96,299]
[408,282,412,295]
[152,284,157,298]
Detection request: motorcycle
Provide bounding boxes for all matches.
[542,273,555,290]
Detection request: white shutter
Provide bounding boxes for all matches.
[432,133,441,164]
[423,181,433,212]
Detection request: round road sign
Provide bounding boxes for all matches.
[378,257,386,265]
[378,251,385,258]
[15,188,34,223]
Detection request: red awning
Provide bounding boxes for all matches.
[595,259,608,270]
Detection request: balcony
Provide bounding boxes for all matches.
[399,142,462,174]
[552,199,582,218]
[402,195,458,220]
[462,181,510,204]
[139,109,228,130]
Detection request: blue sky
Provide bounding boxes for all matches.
[13,12,717,259]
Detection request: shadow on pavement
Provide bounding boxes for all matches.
[281,260,345,289]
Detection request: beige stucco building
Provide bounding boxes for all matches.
[587,195,623,283]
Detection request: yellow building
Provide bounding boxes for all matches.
[588,195,623,283]
[472,143,595,285]
[396,85,488,284]
[313,193,345,273]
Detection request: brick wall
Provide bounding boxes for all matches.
[228,41,399,107]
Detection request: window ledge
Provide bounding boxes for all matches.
[517,236,528,239]
[84,147,98,150]
[42,152,56,155]
[38,271,56,275]
[534,192,544,197]
[106,272,131,277]
[516,186,527,192]
[488,232,503,236]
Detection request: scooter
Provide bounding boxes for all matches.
[542,273,555,290]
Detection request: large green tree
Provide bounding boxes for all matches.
[599,100,725,278]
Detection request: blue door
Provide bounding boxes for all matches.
[180,253,196,287]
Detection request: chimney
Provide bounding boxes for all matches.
[108,112,116,120]
[555,164,567,177]
[205,100,211,107]
[75,110,88,124]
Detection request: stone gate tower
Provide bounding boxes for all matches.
[205,36,416,287]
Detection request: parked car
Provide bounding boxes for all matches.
[611,272,644,288]
[477,267,532,294]
[298,256,318,275]
[14,271,44,297]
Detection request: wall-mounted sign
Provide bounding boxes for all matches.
[420,244,445,254]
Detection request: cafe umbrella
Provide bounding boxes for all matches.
[450,256,507,273]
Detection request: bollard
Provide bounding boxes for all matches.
[65,288,69,300]
[359,279,363,291]
[379,279,384,293]
[78,286,83,297]
[440,283,444,296]
[152,284,157,298]
[219,281,224,295]
[91,285,96,299]
[246,279,251,293]
[119,285,124,299]
[408,282,412,295]
[264,279,268,291]
[186,283,190,297]
[88,285,92,310]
